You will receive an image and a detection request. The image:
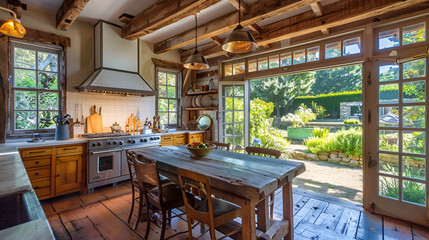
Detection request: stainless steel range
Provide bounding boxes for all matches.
[81,132,161,192]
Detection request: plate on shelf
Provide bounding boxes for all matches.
[182,96,189,108]
[196,95,202,108]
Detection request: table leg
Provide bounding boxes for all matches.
[283,181,294,240]
[256,197,269,232]
[241,198,256,240]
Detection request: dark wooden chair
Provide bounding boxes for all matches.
[178,168,242,239]
[207,141,231,151]
[125,150,169,225]
[245,146,281,219]
[132,154,184,240]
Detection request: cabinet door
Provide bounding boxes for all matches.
[55,154,82,194]
[189,133,204,143]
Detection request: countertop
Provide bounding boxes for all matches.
[154,130,205,136]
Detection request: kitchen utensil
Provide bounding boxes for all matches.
[74,104,81,127]
[208,78,215,90]
[81,104,84,125]
[110,122,121,133]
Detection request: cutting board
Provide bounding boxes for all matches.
[87,113,103,133]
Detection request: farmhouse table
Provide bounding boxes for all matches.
[134,146,305,240]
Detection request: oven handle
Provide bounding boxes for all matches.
[90,149,121,155]
[121,144,161,150]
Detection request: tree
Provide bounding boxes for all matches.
[309,64,362,95]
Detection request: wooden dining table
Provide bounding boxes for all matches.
[133,146,305,240]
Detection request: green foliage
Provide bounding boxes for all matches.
[312,128,330,138]
[304,127,362,156]
[343,119,360,124]
[250,98,290,152]
[311,101,326,118]
[309,64,362,95]
[281,105,316,127]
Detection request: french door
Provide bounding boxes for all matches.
[367,57,429,226]
[218,82,249,149]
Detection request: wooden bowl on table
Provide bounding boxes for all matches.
[186,144,214,157]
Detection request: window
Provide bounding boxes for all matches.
[224,64,232,76]
[258,57,268,70]
[343,37,361,56]
[402,22,426,45]
[293,49,306,64]
[11,41,62,133]
[280,52,292,66]
[248,59,257,72]
[269,55,279,69]
[157,69,180,127]
[233,62,245,75]
[307,46,320,62]
[379,29,400,50]
[325,41,341,59]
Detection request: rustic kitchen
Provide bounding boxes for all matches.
[1,0,429,239]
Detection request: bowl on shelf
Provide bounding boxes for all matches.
[186,144,214,157]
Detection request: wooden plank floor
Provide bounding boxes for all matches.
[41,181,429,240]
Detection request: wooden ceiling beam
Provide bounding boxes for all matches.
[210,36,224,46]
[121,0,221,40]
[310,2,322,17]
[321,28,329,35]
[183,0,428,60]
[228,0,249,14]
[56,0,90,31]
[248,23,262,34]
[154,0,319,54]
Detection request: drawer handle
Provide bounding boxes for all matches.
[34,186,39,189]
[177,136,184,138]
[35,161,40,164]
[63,147,77,150]
[35,172,40,175]
[164,137,172,140]
[29,150,45,154]
[56,174,60,177]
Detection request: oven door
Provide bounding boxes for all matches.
[121,144,161,176]
[89,149,121,183]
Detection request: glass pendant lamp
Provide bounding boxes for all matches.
[0,7,26,38]
[183,13,209,70]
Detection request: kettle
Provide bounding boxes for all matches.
[110,122,121,133]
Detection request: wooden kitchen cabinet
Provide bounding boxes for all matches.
[19,143,86,200]
[174,134,186,145]
[160,132,205,146]
[188,132,205,144]
[160,135,174,146]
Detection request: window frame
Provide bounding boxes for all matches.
[8,40,64,136]
[155,67,181,128]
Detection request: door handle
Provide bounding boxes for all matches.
[35,161,40,164]
[35,172,40,175]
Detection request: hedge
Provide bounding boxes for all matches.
[292,90,398,118]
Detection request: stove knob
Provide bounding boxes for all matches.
[119,141,124,145]
[140,139,144,142]
[97,142,102,146]
[156,137,160,140]
[131,140,136,144]
[144,139,148,142]
[150,137,154,141]
[92,143,96,147]
[107,141,112,145]
[113,141,118,145]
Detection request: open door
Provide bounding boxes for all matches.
[367,57,429,226]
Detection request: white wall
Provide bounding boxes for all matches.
[6,7,181,135]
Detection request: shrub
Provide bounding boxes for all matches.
[281,104,316,127]
[250,98,290,152]
[304,127,362,156]
[311,101,326,118]
[312,128,330,138]
[343,119,360,124]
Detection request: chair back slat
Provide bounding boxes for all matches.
[133,155,162,197]
[125,150,138,183]
[207,141,231,151]
[245,146,281,159]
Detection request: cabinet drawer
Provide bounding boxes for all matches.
[23,157,51,169]
[161,135,174,142]
[21,148,51,158]
[34,186,51,198]
[174,134,186,145]
[56,145,83,156]
[189,133,204,143]
[27,167,50,180]
[161,141,174,147]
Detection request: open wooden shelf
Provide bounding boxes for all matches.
[186,90,218,95]
[185,107,218,111]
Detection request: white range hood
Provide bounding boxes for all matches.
[77,21,155,96]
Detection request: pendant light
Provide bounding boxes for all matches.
[0,7,26,38]
[183,13,209,70]
[222,0,258,53]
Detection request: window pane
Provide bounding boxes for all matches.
[403,156,426,180]
[224,137,233,144]
[15,47,36,69]
[234,111,244,122]
[38,52,58,72]
[224,64,232,76]
[248,59,257,72]
[158,99,168,111]
[169,113,177,124]
[258,57,268,70]
[379,65,399,82]
[403,80,425,103]
[38,72,58,90]
[403,106,425,128]
[379,153,399,176]
[379,106,398,127]
[234,86,244,96]
[38,111,57,129]
[234,98,244,110]
[167,86,176,98]
[307,46,320,62]
[293,49,305,64]
[269,55,279,68]
[403,180,425,205]
[403,22,426,45]
[167,73,176,86]
[15,69,36,88]
[343,37,361,55]
[15,111,37,129]
[234,123,244,135]
[15,91,36,110]
[379,83,399,104]
[325,41,341,59]
[379,130,399,152]
[158,72,166,85]
[379,176,399,200]
[159,112,168,125]
[39,92,58,110]
[224,97,233,110]
[280,52,292,66]
[224,111,233,123]
[403,59,426,79]
[233,62,245,75]
[224,124,233,136]
[235,136,244,146]
[379,29,400,49]
[403,131,425,154]
[224,86,234,97]
[168,99,177,112]
[158,85,166,97]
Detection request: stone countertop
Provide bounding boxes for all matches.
[0,152,32,197]
[154,130,205,136]
[0,138,88,152]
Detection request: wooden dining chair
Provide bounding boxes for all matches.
[207,141,231,151]
[177,168,242,240]
[232,144,245,153]
[245,146,281,220]
[133,155,184,240]
[125,150,170,225]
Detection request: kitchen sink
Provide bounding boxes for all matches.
[0,191,44,231]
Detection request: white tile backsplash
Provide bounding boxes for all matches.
[67,92,155,135]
